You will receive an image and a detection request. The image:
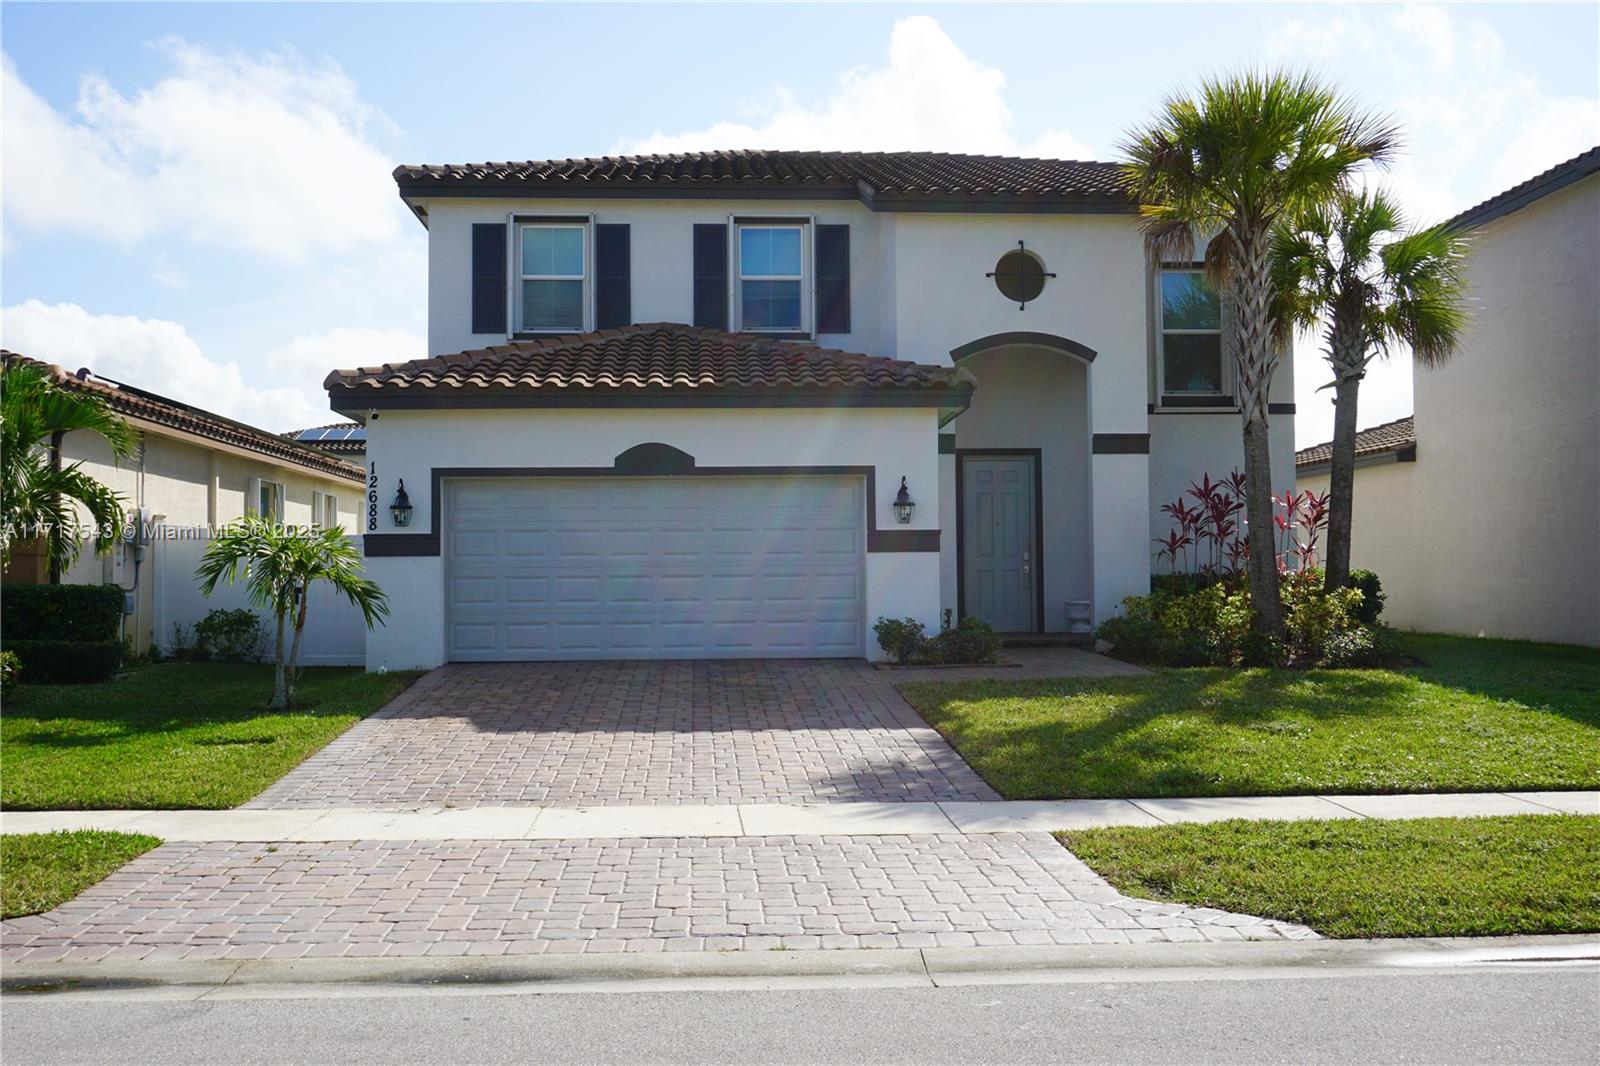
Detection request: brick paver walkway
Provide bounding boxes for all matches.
[248,658,1017,808]
[0,833,1312,963]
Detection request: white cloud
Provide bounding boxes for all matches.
[265,326,425,385]
[618,16,1095,159]
[2,41,403,261]
[0,300,414,432]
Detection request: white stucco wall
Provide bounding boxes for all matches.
[360,405,944,670]
[1295,460,1422,630]
[410,196,1298,639]
[52,426,363,654]
[1297,175,1599,646]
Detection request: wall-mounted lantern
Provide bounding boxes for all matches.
[390,479,414,528]
[892,477,915,524]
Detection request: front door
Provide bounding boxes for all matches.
[961,455,1036,632]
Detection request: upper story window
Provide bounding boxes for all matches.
[736,223,807,334]
[1159,269,1224,395]
[315,491,339,530]
[520,224,586,332]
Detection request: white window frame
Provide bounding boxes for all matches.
[1157,267,1229,399]
[314,492,339,530]
[514,219,591,335]
[248,477,286,523]
[732,218,812,336]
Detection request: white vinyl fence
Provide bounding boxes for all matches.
[152,536,368,666]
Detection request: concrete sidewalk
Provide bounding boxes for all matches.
[3,790,1594,841]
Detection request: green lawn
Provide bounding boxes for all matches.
[1062,814,1600,938]
[1,831,163,919]
[1,662,419,809]
[901,634,1599,799]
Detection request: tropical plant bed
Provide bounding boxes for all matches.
[1060,814,1600,938]
[1,662,421,809]
[899,633,1600,799]
[1,831,162,919]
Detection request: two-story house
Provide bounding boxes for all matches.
[327,151,1296,668]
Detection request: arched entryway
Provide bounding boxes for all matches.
[941,333,1095,634]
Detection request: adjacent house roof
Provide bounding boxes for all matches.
[1446,145,1600,230]
[393,150,1131,214]
[1295,416,1416,472]
[325,323,974,411]
[286,423,367,455]
[2,351,365,483]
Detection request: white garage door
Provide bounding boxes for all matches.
[445,477,865,660]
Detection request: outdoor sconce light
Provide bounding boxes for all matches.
[390,479,414,528]
[892,477,915,524]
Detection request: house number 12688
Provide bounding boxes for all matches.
[367,463,379,531]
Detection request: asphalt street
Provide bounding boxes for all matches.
[3,968,1596,1065]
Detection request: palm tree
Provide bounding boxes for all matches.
[197,517,389,708]
[1121,71,1400,638]
[1,358,135,576]
[1271,188,1470,591]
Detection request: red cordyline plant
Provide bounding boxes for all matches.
[1273,488,1331,572]
[1154,469,1249,576]
[1155,471,1329,578]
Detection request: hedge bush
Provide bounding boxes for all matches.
[1347,569,1386,624]
[874,615,1001,666]
[1098,569,1397,669]
[0,650,20,698]
[3,639,122,684]
[0,584,124,643]
[194,608,266,663]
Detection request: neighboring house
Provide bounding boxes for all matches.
[1297,147,1600,647]
[287,422,367,460]
[1,354,367,655]
[332,150,1296,668]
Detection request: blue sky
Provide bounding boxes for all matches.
[3,2,1596,444]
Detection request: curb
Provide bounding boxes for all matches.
[4,935,1595,1001]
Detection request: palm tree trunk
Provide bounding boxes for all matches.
[1241,414,1282,634]
[268,608,289,710]
[1324,350,1365,591]
[1232,224,1286,639]
[284,593,310,708]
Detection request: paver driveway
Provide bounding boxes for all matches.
[247,657,1090,808]
[0,833,1313,963]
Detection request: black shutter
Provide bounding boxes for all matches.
[693,223,729,330]
[471,223,507,334]
[815,224,851,334]
[594,223,631,329]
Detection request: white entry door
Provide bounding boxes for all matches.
[445,477,865,660]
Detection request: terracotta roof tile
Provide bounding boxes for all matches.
[1296,416,1415,470]
[325,324,973,403]
[3,351,364,483]
[394,150,1130,207]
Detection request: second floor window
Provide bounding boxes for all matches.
[737,224,804,333]
[1159,269,1224,395]
[520,224,585,332]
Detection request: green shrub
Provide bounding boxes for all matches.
[0,584,124,642]
[873,617,927,664]
[1099,571,1393,669]
[1150,571,1229,596]
[0,649,20,697]
[926,617,1001,665]
[5,639,122,684]
[1347,569,1386,624]
[874,615,1001,665]
[194,608,266,663]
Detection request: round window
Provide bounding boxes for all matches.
[992,249,1047,305]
